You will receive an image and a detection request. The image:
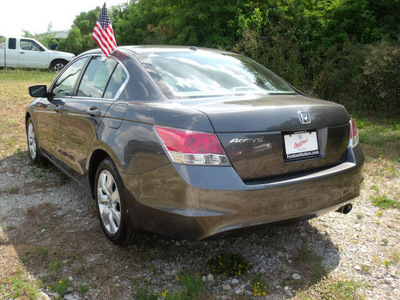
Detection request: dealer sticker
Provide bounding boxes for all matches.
[284,131,320,160]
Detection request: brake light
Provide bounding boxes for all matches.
[349,118,359,148]
[154,126,230,166]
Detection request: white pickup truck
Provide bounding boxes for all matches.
[0,37,74,71]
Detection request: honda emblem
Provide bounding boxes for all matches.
[298,111,311,124]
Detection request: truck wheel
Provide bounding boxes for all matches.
[50,60,67,72]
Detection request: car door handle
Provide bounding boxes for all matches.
[88,106,101,116]
[20,51,25,54]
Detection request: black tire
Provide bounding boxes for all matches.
[26,117,42,164]
[50,60,67,72]
[94,158,139,245]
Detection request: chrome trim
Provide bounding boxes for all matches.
[49,54,130,101]
[298,111,311,124]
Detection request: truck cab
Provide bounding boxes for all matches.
[0,37,74,71]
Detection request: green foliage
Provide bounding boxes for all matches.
[251,274,269,296]
[50,277,70,297]
[0,271,41,299]
[57,7,101,55]
[133,286,158,300]
[363,40,400,113]
[33,0,400,115]
[292,248,328,285]
[22,24,58,50]
[296,277,368,299]
[206,252,252,277]
[371,195,400,210]
[113,0,239,47]
[175,272,205,299]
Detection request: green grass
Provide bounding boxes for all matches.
[0,271,41,299]
[206,252,252,277]
[8,186,20,194]
[0,69,55,159]
[0,69,56,82]
[50,277,70,297]
[357,118,400,160]
[371,195,400,210]
[175,272,205,299]
[295,275,369,300]
[251,274,269,297]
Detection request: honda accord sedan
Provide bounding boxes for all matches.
[26,46,364,245]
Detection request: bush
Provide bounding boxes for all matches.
[363,40,400,114]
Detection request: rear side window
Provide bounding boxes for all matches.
[104,64,128,99]
[8,38,16,50]
[77,56,117,98]
[53,57,88,97]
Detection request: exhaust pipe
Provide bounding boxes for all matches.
[336,204,353,214]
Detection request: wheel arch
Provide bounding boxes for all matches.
[25,112,32,125]
[88,149,111,199]
[49,59,68,71]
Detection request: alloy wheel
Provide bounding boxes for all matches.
[27,121,37,160]
[97,170,121,235]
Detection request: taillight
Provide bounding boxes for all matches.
[348,118,359,148]
[154,126,230,166]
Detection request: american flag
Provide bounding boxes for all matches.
[92,3,117,57]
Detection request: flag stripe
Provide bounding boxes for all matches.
[92,3,117,57]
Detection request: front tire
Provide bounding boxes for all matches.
[50,60,67,72]
[95,158,139,245]
[26,117,42,164]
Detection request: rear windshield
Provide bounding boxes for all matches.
[140,51,296,99]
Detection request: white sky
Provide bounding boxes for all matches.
[1,0,128,37]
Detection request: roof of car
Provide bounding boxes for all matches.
[79,45,231,58]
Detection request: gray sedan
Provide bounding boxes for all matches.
[26,46,364,245]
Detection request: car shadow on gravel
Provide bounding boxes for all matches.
[0,153,342,299]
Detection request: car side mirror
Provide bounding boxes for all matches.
[29,85,53,99]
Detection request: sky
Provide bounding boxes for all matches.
[1,0,128,37]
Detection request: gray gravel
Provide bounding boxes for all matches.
[0,155,399,299]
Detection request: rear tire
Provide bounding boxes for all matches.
[94,158,139,245]
[26,117,42,164]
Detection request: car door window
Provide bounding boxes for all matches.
[104,64,128,99]
[52,57,88,97]
[77,56,118,98]
[20,39,43,51]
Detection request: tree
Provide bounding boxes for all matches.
[57,7,101,55]
[22,24,57,49]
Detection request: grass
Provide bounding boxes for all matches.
[296,276,368,299]
[0,271,41,299]
[251,274,269,296]
[357,118,400,161]
[371,195,400,210]
[50,277,70,297]
[206,252,252,277]
[291,248,328,286]
[0,69,55,159]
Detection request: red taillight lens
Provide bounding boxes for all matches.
[349,118,359,148]
[154,126,230,166]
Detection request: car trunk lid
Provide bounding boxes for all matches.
[183,95,351,181]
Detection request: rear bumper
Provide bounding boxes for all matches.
[122,145,364,240]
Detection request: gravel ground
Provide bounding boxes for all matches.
[0,153,399,299]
